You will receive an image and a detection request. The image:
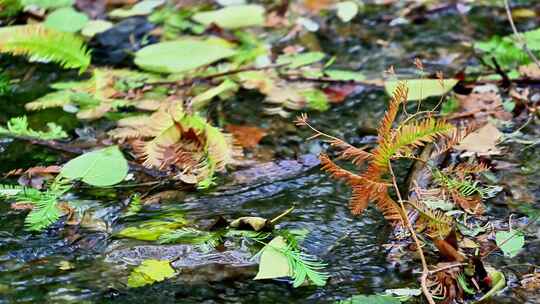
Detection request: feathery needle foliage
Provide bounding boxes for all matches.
[297,82,455,223]
[0,116,68,140]
[0,24,91,73]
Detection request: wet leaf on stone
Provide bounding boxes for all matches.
[109,0,165,18]
[134,39,237,73]
[21,0,74,9]
[277,52,325,69]
[495,230,525,258]
[44,7,89,33]
[192,4,265,29]
[384,79,458,101]
[324,69,365,81]
[81,20,113,37]
[127,259,176,288]
[60,146,128,187]
[230,216,271,232]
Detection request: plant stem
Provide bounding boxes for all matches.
[504,0,540,69]
[388,161,436,304]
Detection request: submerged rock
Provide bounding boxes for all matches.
[105,244,256,283]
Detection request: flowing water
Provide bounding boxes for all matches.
[1,3,539,303]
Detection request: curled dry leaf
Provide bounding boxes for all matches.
[454,123,503,156]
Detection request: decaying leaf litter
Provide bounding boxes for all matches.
[0,0,539,303]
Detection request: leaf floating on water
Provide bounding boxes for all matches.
[384,79,458,101]
[495,230,525,258]
[134,39,237,73]
[192,4,265,29]
[60,146,128,187]
[254,236,292,280]
[127,259,176,288]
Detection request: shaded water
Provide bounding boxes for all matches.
[1,4,540,303]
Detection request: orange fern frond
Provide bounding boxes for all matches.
[378,81,408,144]
[374,192,403,223]
[350,184,372,215]
[332,140,373,166]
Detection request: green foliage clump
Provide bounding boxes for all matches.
[0,116,68,140]
[0,24,91,73]
[0,0,22,17]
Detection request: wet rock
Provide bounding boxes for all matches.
[89,17,158,65]
[105,244,256,282]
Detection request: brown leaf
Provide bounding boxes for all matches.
[519,63,540,78]
[225,125,267,149]
[323,84,358,103]
[454,123,502,155]
[433,237,465,262]
[303,0,336,12]
[453,91,512,122]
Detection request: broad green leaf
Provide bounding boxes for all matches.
[336,1,359,22]
[384,79,458,101]
[134,39,237,73]
[277,52,325,69]
[44,7,89,33]
[338,294,401,304]
[21,0,74,9]
[477,270,506,302]
[81,20,113,37]
[127,259,176,288]
[192,4,265,29]
[324,69,366,81]
[254,236,292,280]
[109,0,165,18]
[60,146,128,187]
[495,230,525,258]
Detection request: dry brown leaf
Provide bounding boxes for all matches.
[454,91,512,122]
[303,0,336,12]
[225,125,267,149]
[519,63,540,78]
[454,123,502,155]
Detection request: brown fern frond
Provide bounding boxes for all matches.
[350,184,372,215]
[374,192,404,223]
[434,123,476,154]
[447,162,490,178]
[378,81,408,144]
[319,154,364,184]
[332,141,373,166]
[134,124,182,169]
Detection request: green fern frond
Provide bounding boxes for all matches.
[433,169,488,198]
[408,199,453,239]
[0,116,68,140]
[0,24,91,73]
[0,184,25,196]
[25,90,75,111]
[374,118,454,168]
[282,245,329,287]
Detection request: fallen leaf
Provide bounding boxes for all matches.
[323,84,358,103]
[229,216,271,231]
[303,0,336,12]
[384,79,458,101]
[495,230,525,258]
[519,63,540,78]
[254,236,291,280]
[192,4,265,29]
[225,125,267,149]
[336,1,359,23]
[127,259,176,288]
[453,89,512,122]
[454,123,502,155]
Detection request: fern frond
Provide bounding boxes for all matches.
[25,90,74,111]
[374,118,454,168]
[332,140,373,166]
[24,196,61,231]
[374,192,404,223]
[378,81,408,144]
[0,25,91,73]
[0,184,25,196]
[135,124,182,169]
[284,247,329,287]
[408,199,453,238]
[0,116,68,140]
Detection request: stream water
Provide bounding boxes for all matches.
[1,3,539,303]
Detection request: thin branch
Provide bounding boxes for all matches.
[388,161,436,304]
[428,263,467,275]
[504,0,540,69]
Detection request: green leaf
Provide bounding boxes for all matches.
[192,4,265,29]
[384,79,458,101]
[440,97,459,115]
[336,1,359,22]
[60,146,128,187]
[127,259,176,288]
[302,89,330,111]
[21,0,74,9]
[44,7,89,33]
[495,230,525,258]
[338,295,401,304]
[109,0,165,18]
[324,69,365,81]
[254,236,292,280]
[191,79,238,110]
[81,20,113,37]
[277,52,325,69]
[477,270,506,302]
[134,39,237,73]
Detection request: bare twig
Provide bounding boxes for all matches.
[388,161,436,304]
[428,263,468,275]
[504,0,540,69]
